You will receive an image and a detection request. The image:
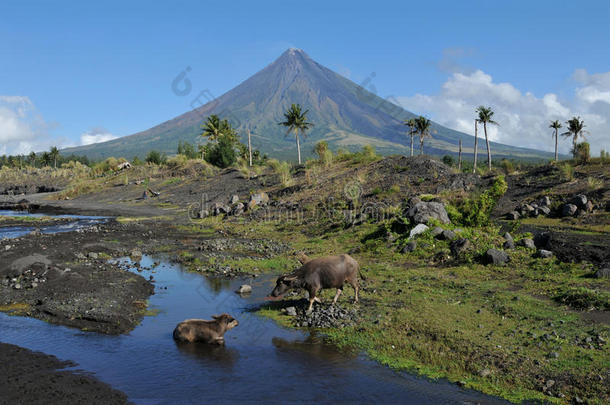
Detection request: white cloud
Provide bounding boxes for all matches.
[396,69,610,155]
[80,127,118,145]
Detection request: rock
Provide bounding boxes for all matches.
[406,201,450,225]
[230,202,245,216]
[236,284,252,294]
[570,194,588,209]
[285,306,297,316]
[88,252,99,259]
[431,226,444,237]
[522,204,535,216]
[594,267,610,278]
[518,238,536,250]
[478,368,492,378]
[402,241,417,253]
[5,245,12,251]
[438,230,456,240]
[409,224,429,239]
[212,203,230,216]
[14,283,21,290]
[539,196,551,207]
[450,238,471,257]
[504,232,514,243]
[230,194,239,204]
[561,204,578,217]
[483,249,510,265]
[506,211,520,220]
[130,249,143,258]
[537,249,554,259]
[585,200,594,213]
[75,253,86,260]
[197,209,209,219]
[539,206,551,216]
[249,192,269,207]
[503,240,515,250]
[534,233,551,249]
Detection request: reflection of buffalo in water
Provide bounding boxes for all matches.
[175,341,239,368]
[271,332,357,363]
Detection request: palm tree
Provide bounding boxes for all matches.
[28,151,37,168]
[279,104,314,164]
[403,118,417,157]
[41,152,51,167]
[562,117,587,158]
[473,118,479,173]
[476,106,498,170]
[415,116,432,155]
[200,115,226,142]
[549,120,562,162]
[49,146,59,169]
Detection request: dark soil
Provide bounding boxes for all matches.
[0,342,130,405]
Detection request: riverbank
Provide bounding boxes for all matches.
[0,342,129,405]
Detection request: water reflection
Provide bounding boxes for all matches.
[175,341,239,369]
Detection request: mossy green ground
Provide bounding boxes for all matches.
[178,215,609,404]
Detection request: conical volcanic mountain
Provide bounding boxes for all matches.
[63,49,553,161]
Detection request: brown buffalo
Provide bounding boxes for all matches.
[269,254,360,311]
[173,314,238,344]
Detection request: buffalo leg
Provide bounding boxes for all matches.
[349,279,359,303]
[314,297,322,303]
[332,289,342,305]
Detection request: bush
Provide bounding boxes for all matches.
[500,159,515,174]
[574,142,590,164]
[166,154,188,168]
[453,175,507,227]
[145,150,167,165]
[441,155,454,167]
[268,159,292,187]
[559,163,574,181]
[204,135,236,168]
[177,141,199,159]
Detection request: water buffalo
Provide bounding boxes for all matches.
[173,314,238,344]
[269,254,360,312]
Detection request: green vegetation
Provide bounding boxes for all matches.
[279,103,314,164]
[476,106,498,170]
[448,176,508,227]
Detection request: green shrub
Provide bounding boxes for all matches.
[559,163,574,181]
[453,175,507,227]
[166,154,188,168]
[204,135,236,168]
[268,159,292,187]
[441,155,454,167]
[554,287,609,310]
[574,142,591,164]
[145,150,167,165]
[500,159,515,174]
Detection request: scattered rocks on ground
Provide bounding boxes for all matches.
[594,267,610,278]
[283,306,297,316]
[570,194,588,209]
[431,226,444,237]
[483,249,510,266]
[503,240,515,250]
[405,199,450,225]
[450,238,471,257]
[291,304,358,328]
[409,224,429,239]
[87,252,99,259]
[537,249,554,259]
[230,194,239,204]
[402,241,417,253]
[506,211,520,220]
[561,204,578,217]
[437,229,456,241]
[518,238,536,250]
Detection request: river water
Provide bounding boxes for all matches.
[0,213,510,404]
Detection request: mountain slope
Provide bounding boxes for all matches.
[62,49,554,161]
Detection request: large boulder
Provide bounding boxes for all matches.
[536,249,554,259]
[409,224,429,239]
[401,241,417,253]
[482,249,510,266]
[438,230,456,241]
[538,206,551,216]
[229,194,240,204]
[569,194,588,209]
[212,202,230,216]
[406,201,450,225]
[518,238,536,250]
[595,267,610,278]
[539,196,551,207]
[561,204,577,217]
[506,211,520,220]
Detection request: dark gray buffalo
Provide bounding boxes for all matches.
[268,254,360,311]
[173,314,239,344]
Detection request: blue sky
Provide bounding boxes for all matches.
[1,0,609,155]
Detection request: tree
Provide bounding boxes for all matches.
[204,135,236,168]
[49,146,60,169]
[549,120,562,162]
[403,118,417,157]
[476,106,498,170]
[28,151,37,167]
[41,152,51,167]
[145,150,166,165]
[473,119,479,173]
[279,104,314,164]
[414,116,432,155]
[562,117,587,158]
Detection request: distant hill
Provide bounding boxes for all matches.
[62,49,555,162]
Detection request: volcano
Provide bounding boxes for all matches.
[62,49,553,161]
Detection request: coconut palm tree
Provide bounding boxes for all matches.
[403,118,417,157]
[279,104,314,164]
[28,151,37,168]
[549,120,562,162]
[201,115,229,142]
[41,152,51,167]
[476,106,498,170]
[562,117,587,158]
[415,116,432,155]
[49,146,59,169]
[473,118,479,174]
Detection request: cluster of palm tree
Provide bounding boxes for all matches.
[0,146,66,169]
[549,117,587,161]
[403,116,433,156]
